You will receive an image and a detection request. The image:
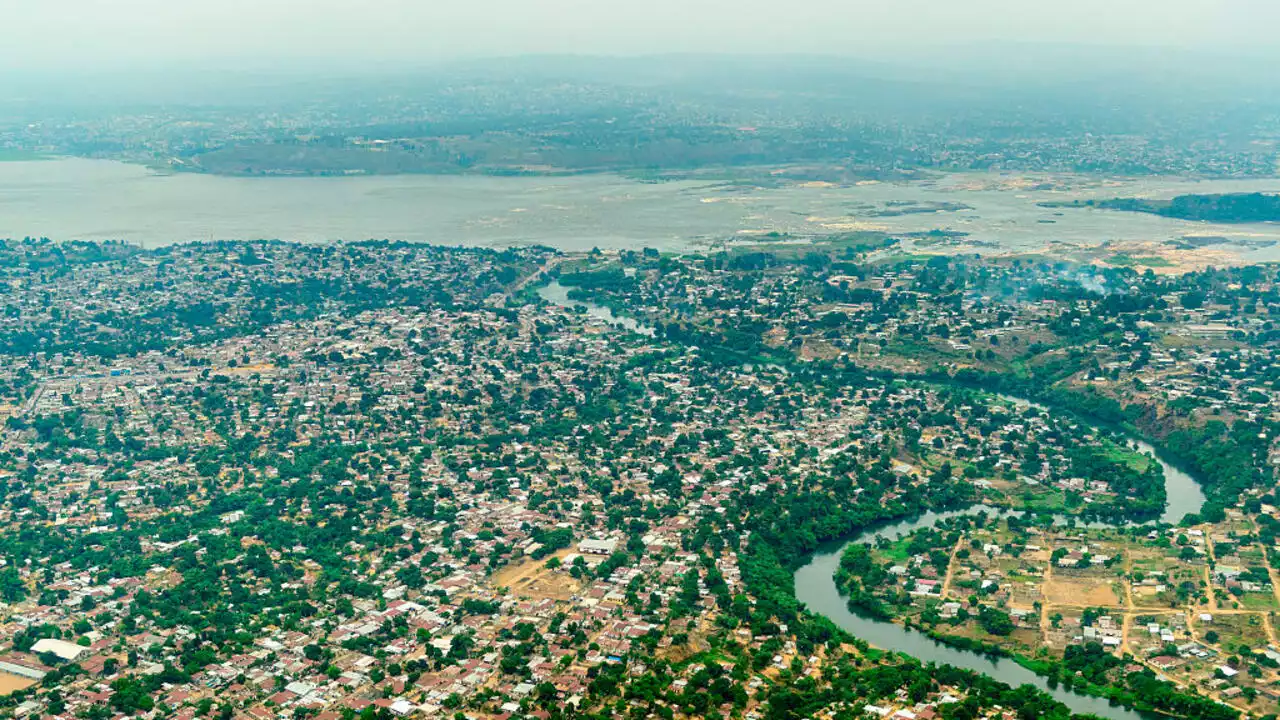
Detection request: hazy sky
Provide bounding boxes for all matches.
[4,0,1278,72]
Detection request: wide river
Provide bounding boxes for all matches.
[538,282,1205,719]
[0,154,1241,715]
[2,159,1280,259]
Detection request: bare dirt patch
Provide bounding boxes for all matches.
[799,338,840,361]
[1044,578,1121,607]
[1133,585,1163,601]
[490,549,582,601]
[763,326,788,348]
[0,673,36,695]
[656,622,713,663]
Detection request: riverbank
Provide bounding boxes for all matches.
[535,274,1227,719]
[801,496,1255,720]
[5,160,1280,262]
[795,507,1180,720]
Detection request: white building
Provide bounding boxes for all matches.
[578,538,618,556]
[30,638,88,662]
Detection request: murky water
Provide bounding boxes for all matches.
[2,158,1278,255]
[536,281,654,336]
[794,432,1205,720]
[794,507,1160,720]
[535,281,1203,718]
[0,155,1239,716]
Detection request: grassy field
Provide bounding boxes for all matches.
[1108,253,1175,268]
[1237,593,1280,611]
[1016,487,1068,512]
[1101,440,1154,473]
[875,536,915,564]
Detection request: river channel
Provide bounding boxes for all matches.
[793,431,1207,719]
[535,281,655,336]
[537,281,1207,719]
[3,159,1280,261]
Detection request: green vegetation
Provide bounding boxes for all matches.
[1044,193,1280,223]
[1108,254,1174,268]
[1047,644,1238,720]
[2,235,1276,720]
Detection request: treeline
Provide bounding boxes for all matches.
[734,448,976,663]
[1043,193,1280,223]
[1065,445,1165,519]
[1162,420,1271,516]
[833,543,897,620]
[902,618,1240,719]
[762,657,1085,720]
[1042,643,1238,720]
[938,367,1273,509]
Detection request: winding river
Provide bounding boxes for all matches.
[793,432,1207,719]
[537,281,1207,719]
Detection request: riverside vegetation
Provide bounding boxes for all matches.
[0,236,1278,719]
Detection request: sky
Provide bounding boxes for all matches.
[3,0,1278,73]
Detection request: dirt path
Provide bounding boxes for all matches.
[1263,613,1280,647]
[1119,612,1133,654]
[1258,540,1280,613]
[1119,619,1244,717]
[1124,551,1136,611]
[1201,531,1218,612]
[1039,551,1056,644]
[1039,600,1263,616]
[1039,602,1051,646]
[940,534,966,600]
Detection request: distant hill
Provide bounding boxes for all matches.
[1042,193,1280,223]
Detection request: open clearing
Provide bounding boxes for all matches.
[0,673,36,695]
[490,549,582,601]
[1043,578,1121,607]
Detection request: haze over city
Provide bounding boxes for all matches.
[2,3,1280,720]
[4,0,1279,73]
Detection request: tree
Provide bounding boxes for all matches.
[978,606,1015,636]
